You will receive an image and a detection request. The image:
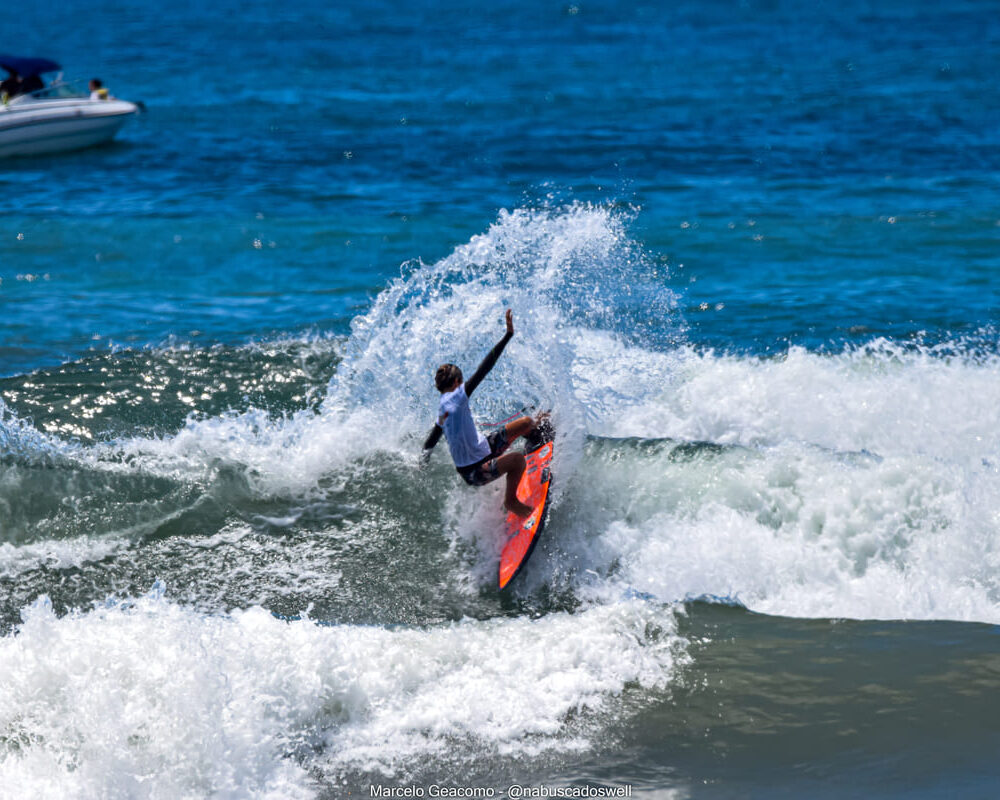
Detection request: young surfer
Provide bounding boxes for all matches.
[422,309,543,517]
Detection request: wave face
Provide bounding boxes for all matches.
[3,204,1000,796]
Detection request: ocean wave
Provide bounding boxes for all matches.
[2,205,999,628]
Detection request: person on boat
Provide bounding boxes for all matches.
[0,69,21,101]
[89,78,110,101]
[422,308,544,517]
[19,72,43,95]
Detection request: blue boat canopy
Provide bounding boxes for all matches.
[0,55,61,77]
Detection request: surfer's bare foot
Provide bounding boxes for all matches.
[506,499,533,517]
[495,452,530,515]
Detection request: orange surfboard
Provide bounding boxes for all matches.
[498,432,554,590]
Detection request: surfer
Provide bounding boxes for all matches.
[422,309,543,517]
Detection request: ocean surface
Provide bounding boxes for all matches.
[3,0,1000,797]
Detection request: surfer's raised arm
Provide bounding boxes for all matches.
[465,308,514,397]
[420,310,515,463]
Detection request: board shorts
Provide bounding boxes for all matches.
[456,428,510,487]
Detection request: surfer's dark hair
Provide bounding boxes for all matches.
[435,363,462,392]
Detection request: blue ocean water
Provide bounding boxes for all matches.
[2,0,1000,797]
[5,0,998,370]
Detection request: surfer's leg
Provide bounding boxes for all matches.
[503,415,536,444]
[494,452,532,517]
[504,411,552,450]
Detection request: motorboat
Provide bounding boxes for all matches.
[0,93,139,157]
[0,55,139,158]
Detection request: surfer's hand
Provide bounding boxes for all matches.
[505,308,514,336]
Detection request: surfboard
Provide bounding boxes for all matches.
[498,422,554,590]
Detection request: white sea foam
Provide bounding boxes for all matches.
[530,321,1000,622]
[0,589,685,798]
[0,535,129,579]
[566,434,1000,623]
[592,338,1000,461]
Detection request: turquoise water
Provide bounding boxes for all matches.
[2,1,1000,797]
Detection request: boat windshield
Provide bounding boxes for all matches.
[30,79,88,99]
[4,79,89,107]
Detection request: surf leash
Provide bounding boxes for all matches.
[479,406,530,427]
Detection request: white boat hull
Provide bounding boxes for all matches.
[0,98,138,157]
